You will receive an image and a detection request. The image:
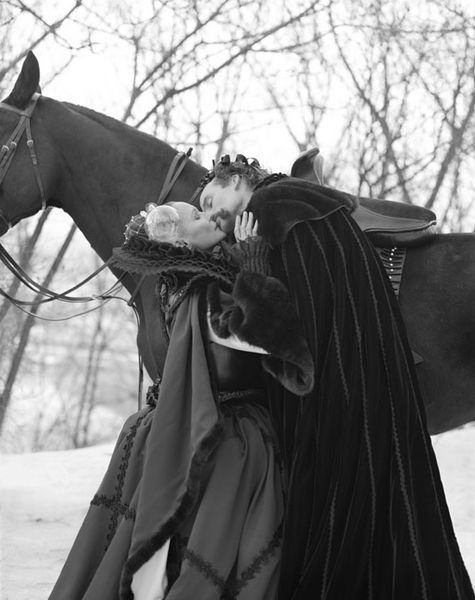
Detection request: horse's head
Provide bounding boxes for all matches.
[0,51,58,236]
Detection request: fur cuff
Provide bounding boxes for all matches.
[208,272,314,395]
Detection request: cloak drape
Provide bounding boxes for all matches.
[248,177,474,600]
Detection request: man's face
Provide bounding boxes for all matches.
[200,179,245,234]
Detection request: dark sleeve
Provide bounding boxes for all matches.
[207,268,314,395]
[224,237,270,275]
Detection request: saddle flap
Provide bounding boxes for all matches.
[289,147,437,247]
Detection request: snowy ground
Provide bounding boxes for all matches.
[0,427,474,599]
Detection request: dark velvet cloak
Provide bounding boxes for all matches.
[248,177,474,600]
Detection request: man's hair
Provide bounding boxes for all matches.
[202,154,270,190]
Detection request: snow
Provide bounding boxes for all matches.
[0,427,474,598]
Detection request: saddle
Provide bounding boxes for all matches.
[291,148,428,365]
[290,148,437,248]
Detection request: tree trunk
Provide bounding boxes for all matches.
[0,223,77,433]
[0,208,51,323]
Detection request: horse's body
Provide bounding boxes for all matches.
[1,53,474,434]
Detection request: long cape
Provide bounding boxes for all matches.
[248,177,474,600]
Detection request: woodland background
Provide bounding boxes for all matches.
[0,0,474,451]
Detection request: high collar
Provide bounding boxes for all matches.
[248,176,356,246]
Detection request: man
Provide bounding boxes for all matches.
[200,155,474,599]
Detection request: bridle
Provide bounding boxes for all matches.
[0,94,196,304]
[0,92,124,314]
[0,93,200,405]
[0,91,200,310]
[0,92,46,235]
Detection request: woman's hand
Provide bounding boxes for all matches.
[234,211,259,241]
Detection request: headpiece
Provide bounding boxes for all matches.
[198,153,264,187]
[123,202,182,244]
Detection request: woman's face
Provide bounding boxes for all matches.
[170,202,226,250]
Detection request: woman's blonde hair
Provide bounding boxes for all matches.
[144,204,183,244]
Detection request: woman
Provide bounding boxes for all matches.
[49,201,313,600]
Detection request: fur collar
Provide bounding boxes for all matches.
[110,235,238,287]
[248,176,357,246]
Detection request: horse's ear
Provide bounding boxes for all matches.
[4,51,40,109]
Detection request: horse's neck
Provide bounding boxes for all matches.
[44,98,203,263]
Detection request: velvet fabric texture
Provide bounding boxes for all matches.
[247,178,474,600]
[207,270,314,396]
[49,294,284,599]
[112,234,315,397]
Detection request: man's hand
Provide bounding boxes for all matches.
[234,211,259,241]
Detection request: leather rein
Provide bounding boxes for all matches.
[0,93,126,319]
[0,93,198,409]
[0,93,196,321]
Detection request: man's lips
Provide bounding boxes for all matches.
[210,210,232,232]
[210,209,231,222]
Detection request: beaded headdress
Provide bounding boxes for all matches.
[123,202,181,243]
[198,153,264,188]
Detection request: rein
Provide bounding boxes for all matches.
[0,95,196,314]
[0,91,125,314]
[0,93,198,407]
[126,148,198,306]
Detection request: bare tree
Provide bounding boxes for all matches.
[0,209,52,323]
[3,0,474,450]
[324,0,475,226]
[71,300,108,448]
[0,224,77,432]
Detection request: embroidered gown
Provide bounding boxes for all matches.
[49,241,313,600]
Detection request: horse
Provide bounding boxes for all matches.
[1,51,474,435]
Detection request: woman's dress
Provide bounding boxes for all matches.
[50,241,313,600]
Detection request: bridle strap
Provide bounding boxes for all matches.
[157,147,193,205]
[0,93,46,228]
[189,185,202,207]
[25,113,47,210]
[126,149,195,308]
[0,92,113,307]
[0,95,40,116]
[0,98,199,410]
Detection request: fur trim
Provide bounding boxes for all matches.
[208,272,314,395]
[110,236,238,287]
[248,177,356,246]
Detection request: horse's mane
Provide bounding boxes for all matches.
[63,101,170,148]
